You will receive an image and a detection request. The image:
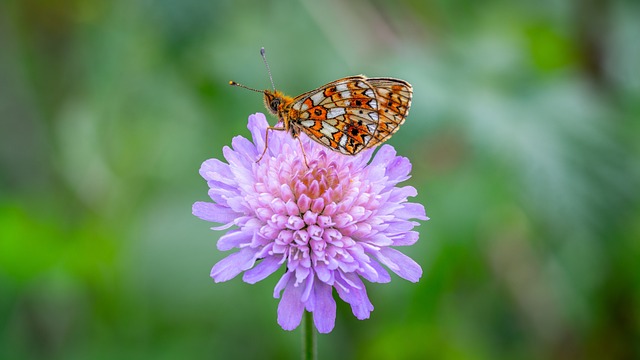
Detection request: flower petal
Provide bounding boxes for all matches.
[388,186,418,203]
[335,273,373,319]
[232,134,258,160]
[375,247,422,283]
[312,281,336,334]
[352,148,374,168]
[210,222,236,231]
[396,202,428,221]
[277,276,305,331]
[386,220,419,233]
[274,271,291,298]
[385,156,412,184]
[369,144,397,168]
[248,113,268,151]
[200,158,233,183]
[390,231,420,246]
[243,255,283,284]
[217,229,253,251]
[192,202,238,224]
[367,234,394,247]
[367,260,391,283]
[314,263,333,283]
[210,247,258,282]
[223,146,254,184]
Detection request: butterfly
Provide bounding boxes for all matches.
[230,48,412,165]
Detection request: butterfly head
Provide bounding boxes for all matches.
[263,90,286,115]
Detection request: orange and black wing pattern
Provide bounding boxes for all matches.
[287,76,413,155]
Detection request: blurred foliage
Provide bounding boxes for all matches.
[1,0,639,359]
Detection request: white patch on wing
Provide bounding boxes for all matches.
[367,124,377,133]
[364,89,375,98]
[310,92,324,106]
[296,101,309,111]
[320,123,339,138]
[327,107,346,119]
[301,120,315,128]
[368,112,379,121]
[339,134,348,148]
[368,99,377,109]
[340,90,351,99]
[335,83,348,92]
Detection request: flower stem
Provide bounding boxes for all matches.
[302,311,317,360]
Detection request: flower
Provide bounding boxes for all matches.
[193,113,428,333]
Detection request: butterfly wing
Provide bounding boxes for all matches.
[365,77,413,148]
[288,76,396,155]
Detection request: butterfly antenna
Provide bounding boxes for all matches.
[260,47,276,91]
[228,80,264,93]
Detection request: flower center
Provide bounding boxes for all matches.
[260,158,359,274]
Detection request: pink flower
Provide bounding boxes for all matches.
[193,113,428,333]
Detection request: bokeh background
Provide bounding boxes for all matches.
[1,0,639,359]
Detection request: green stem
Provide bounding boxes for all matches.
[302,311,317,360]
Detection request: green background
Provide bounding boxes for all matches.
[1,0,639,359]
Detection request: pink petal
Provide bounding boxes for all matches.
[248,113,268,151]
[386,220,419,233]
[210,247,258,282]
[312,281,336,334]
[277,277,305,331]
[388,186,418,203]
[367,260,391,283]
[385,156,412,183]
[369,145,397,168]
[390,231,420,246]
[376,247,422,283]
[192,202,238,224]
[335,273,373,319]
[217,230,253,251]
[199,158,233,184]
[242,255,283,284]
[232,134,258,159]
[396,203,428,221]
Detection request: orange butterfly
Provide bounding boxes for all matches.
[230,48,412,165]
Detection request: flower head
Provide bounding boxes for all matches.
[193,113,428,333]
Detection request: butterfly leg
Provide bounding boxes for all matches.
[296,136,309,168]
[256,126,286,163]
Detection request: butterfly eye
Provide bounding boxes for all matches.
[270,99,280,111]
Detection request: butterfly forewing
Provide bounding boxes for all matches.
[288,75,412,155]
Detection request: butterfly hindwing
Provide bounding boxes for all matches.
[364,78,412,148]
